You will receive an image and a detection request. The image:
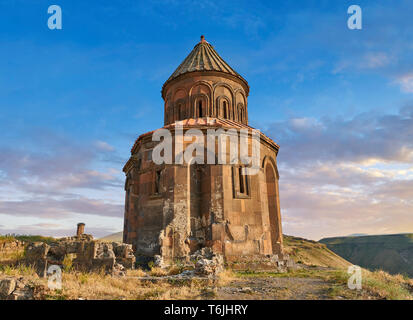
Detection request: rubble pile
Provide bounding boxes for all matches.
[0,277,36,300]
[191,248,224,276]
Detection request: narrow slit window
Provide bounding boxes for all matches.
[239,167,244,194]
[244,170,249,195]
[146,150,152,161]
[223,101,227,119]
[198,101,203,118]
[155,170,161,194]
[126,188,130,212]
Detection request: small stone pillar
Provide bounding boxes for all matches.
[77,223,85,237]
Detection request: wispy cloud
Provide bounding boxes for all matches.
[0,198,123,219]
[266,105,413,239]
[267,105,413,166]
[0,129,124,224]
[395,73,413,93]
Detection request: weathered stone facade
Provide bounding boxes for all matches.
[123,36,284,265]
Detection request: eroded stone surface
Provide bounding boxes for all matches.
[23,235,135,277]
[0,277,34,300]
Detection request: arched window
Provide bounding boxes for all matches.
[238,167,244,193]
[169,106,174,123]
[154,169,161,194]
[125,173,132,211]
[198,100,203,118]
[232,166,250,198]
[178,104,183,120]
[223,101,227,119]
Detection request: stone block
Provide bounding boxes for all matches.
[0,278,16,297]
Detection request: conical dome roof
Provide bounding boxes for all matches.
[162,36,248,95]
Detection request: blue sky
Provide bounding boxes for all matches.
[0,0,412,240]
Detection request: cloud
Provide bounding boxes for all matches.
[264,106,413,239]
[281,181,413,239]
[362,52,391,69]
[266,105,413,166]
[395,73,413,93]
[0,129,125,226]
[95,140,115,152]
[0,197,123,219]
[0,130,123,195]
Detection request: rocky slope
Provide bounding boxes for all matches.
[320,234,413,277]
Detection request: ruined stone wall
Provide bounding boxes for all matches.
[124,139,170,258]
[24,237,135,277]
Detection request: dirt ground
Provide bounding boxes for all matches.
[215,277,334,300]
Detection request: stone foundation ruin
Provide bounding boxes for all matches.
[23,224,135,277]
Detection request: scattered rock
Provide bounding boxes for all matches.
[0,278,16,297]
[153,255,166,268]
[8,287,34,300]
[0,277,35,300]
[239,287,253,293]
[177,270,195,277]
[191,248,224,276]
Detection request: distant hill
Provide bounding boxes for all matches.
[100,231,123,242]
[283,235,351,268]
[320,234,413,277]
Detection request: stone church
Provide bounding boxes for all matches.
[123,36,283,265]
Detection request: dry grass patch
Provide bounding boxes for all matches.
[0,250,25,265]
[45,271,205,300]
[127,268,147,277]
[218,269,237,286]
[0,263,38,277]
[167,264,185,276]
[362,270,413,300]
[316,268,413,300]
[149,267,168,277]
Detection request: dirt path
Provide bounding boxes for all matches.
[214,277,336,300]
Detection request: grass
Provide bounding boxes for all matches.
[0,263,37,277]
[235,266,413,300]
[14,235,56,244]
[217,269,237,286]
[1,233,411,300]
[0,263,209,300]
[0,235,17,244]
[0,250,25,264]
[149,267,168,277]
[126,268,147,277]
[0,260,411,300]
[362,270,413,300]
[44,271,206,300]
[0,234,56,244]
[62,254,74,273]
[283,235,351,269]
